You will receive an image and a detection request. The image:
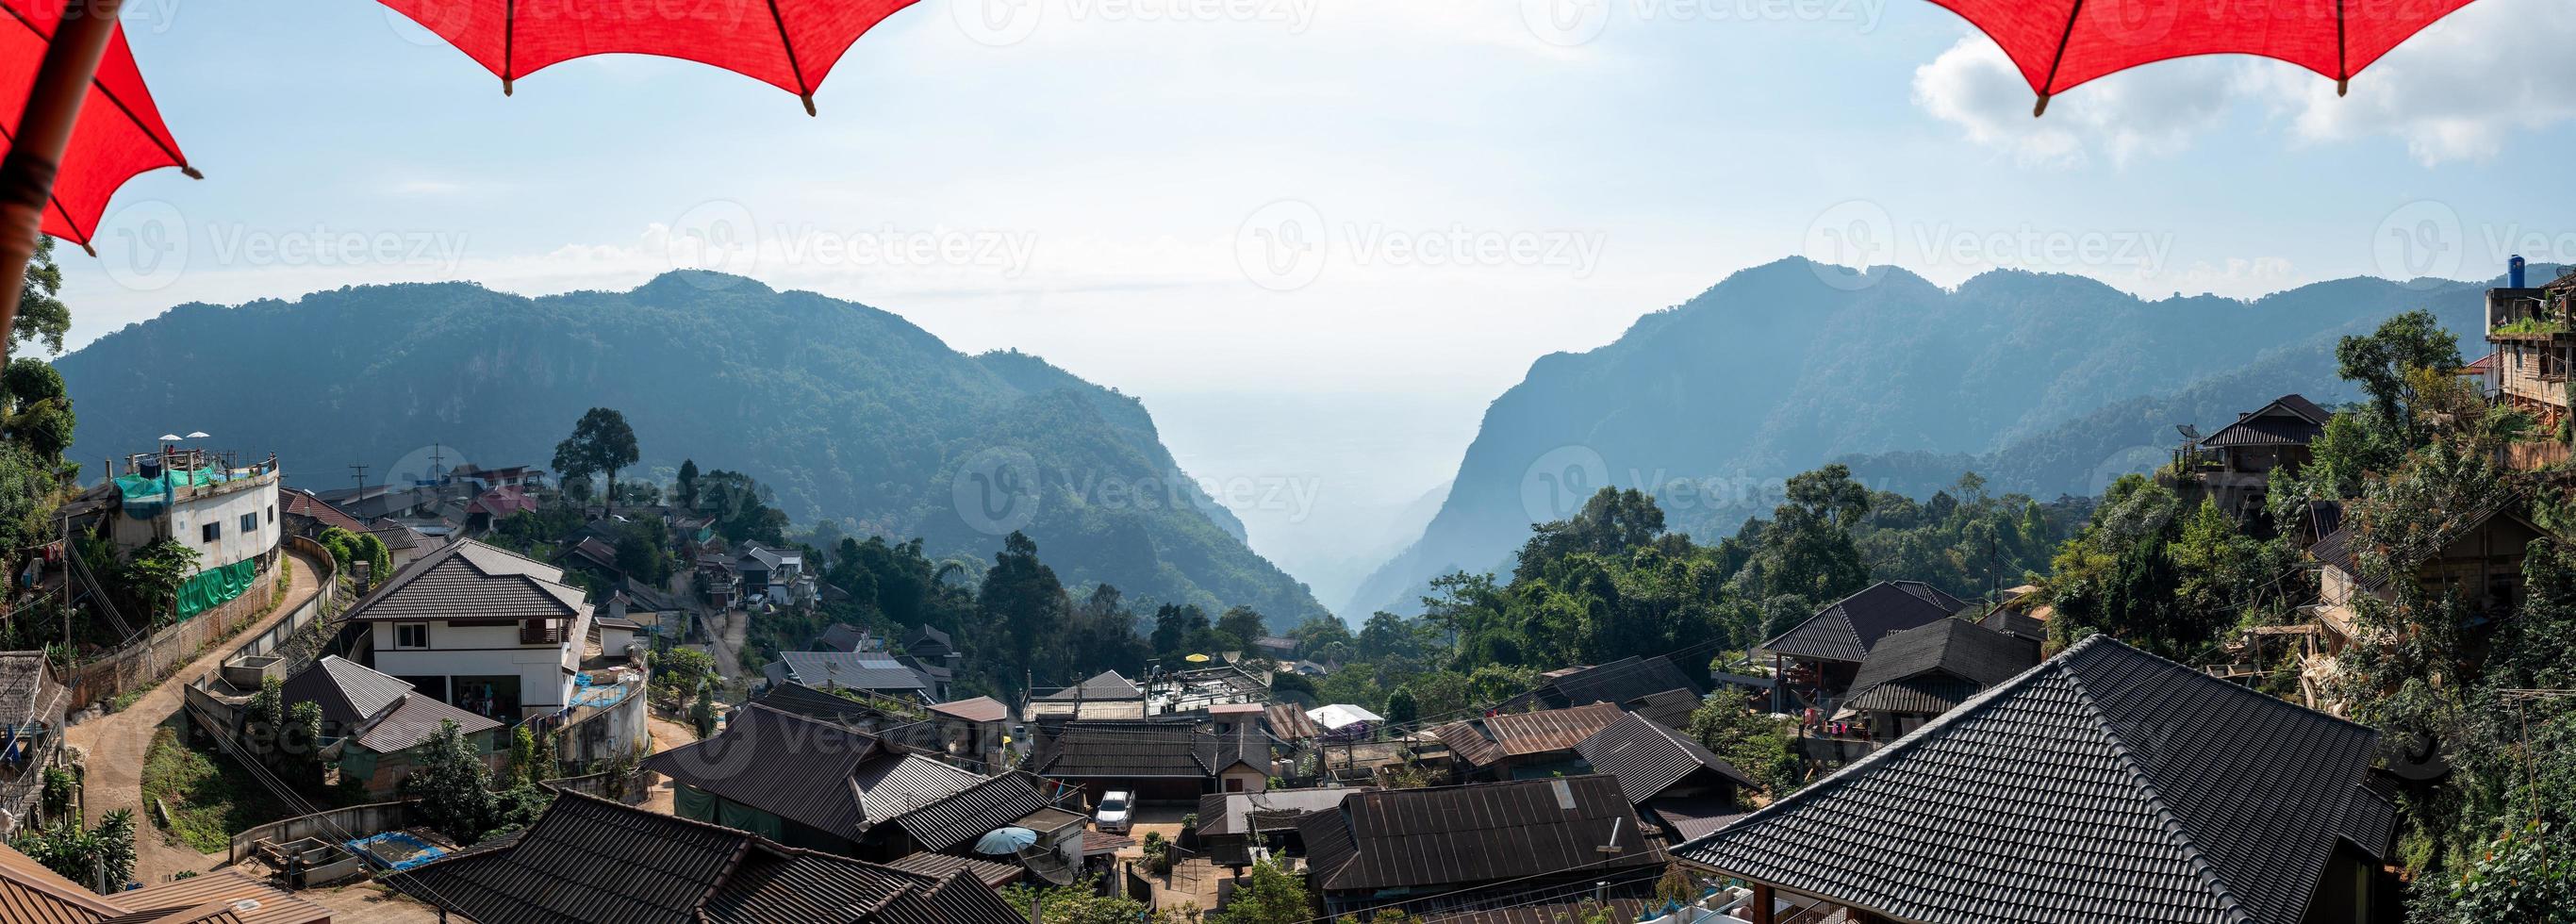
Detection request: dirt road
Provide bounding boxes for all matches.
[65,545,329,884]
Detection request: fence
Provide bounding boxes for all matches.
[226,800,416,865]
[59,556,282,711]
[2502,440,2572,471]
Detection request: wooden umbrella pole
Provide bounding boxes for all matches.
[0,0,129,335]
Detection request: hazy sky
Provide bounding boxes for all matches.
[49,0,2576,602]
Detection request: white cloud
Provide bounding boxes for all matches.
[1910,36,2234,168]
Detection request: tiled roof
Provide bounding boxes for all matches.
[1575,713,1757,804]
[343,538,586,624]
[278,487,366,534]
[1432,701,1625,768]
[748,683,900,729]
[350,692,504,753]
[1678,636,2383,924]
[2201,395,2333,449]
[641,704,890,835]
[1032,721,1263,779]
[1507,655,1706,713]
[395,791,1018,924]
[928,697,1009,723]
[1758,581,1968,664]
[281,654,414,731]
[1841,618,2039,715]
[816,623,874,653]
[884,772,1055,853]
[1625,687,1701,731]
[1296,775,1665,892]
[1035,669,1142,701]
[899,624,953,652]
[1977,604,2050,645]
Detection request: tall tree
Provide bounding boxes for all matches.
[2335,309,2459,438]
[11,237,68,357]
[552,407,640,515]
[978,531,1071,693]
[675,457,701,510]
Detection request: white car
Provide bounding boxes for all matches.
[1095,791,1133,833]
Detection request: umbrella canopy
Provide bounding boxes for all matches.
[1,0,196,251]
[1933,0,2482,114]
[376,0,924,114]
[972,826,1038,855]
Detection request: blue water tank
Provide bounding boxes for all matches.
[2512,255,2527,288]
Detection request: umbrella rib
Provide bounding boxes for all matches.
[504,0,517,94]
[2335,0,2348,95]
[2032,0,2087,117]
[763,0,817,115]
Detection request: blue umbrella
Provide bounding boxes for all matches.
[973,827,1039,855]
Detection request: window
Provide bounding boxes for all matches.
[267,505,275,523]
[200,521,221,543]
[395,623,430,650]
[239,512,258,534]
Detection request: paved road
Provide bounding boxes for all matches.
[65,544,330,884]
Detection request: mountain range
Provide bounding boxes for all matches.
[56,272,1327,623]
[1344,256,2500,618]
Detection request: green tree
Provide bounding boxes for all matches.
[552,407,640,515]
[1210,858,1314,924]
[1684,687,1801,796]
[11,236,69,356]
[690,685,718,739]
[979,531,1071,695]
[2335,309,2459,439]
[7,808,134,891]
[675,457,701,510]
[399,720,498,843]
[1216,605,1268,654]
[284,701,324,786]
[1381,685,1419,725]
[2,357,74,460]
[126,538,200,620]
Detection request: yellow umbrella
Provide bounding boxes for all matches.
[1183,653,1211,664]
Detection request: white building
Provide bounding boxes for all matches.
[350,539,591,720]
[97,449,282,619]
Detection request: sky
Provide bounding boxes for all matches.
[48,0,2576,605]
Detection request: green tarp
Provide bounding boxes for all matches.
[113,467,230,519]
[339,746,379,783]
[715,797,784,841]
[175,558,257,619]
[675,784,718,822]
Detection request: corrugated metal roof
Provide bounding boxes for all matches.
[1679,636,2383,924]
[885,772,1053,853]
[106,869,331,924]
[1433,701,1625,768]
[927,697,1008,723]
[0,839,123,924]
[1035,670,1142,701]
[640,704,887,835]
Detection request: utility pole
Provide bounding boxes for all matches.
[349,463,369,494]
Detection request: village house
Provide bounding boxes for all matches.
[1574,711,1759,843]
[736,542,815,607]
[276,486,367,539]
[2172,394,2333,520]
[1834,617,2039,743]
[1758,580,1971,714]
[1028,719,1270,801]
[1500,653,1709,730]
[1022,669,1149,725]
[814,622,883,653]
[1679,635,2395,924]
[1,841,332,923]
[1194,785,1366,867]
[925,695,1013,771]
[2303,495,2543,712]
[2485,256,2572,434]
[640,703,1083,879]
[348,538,592,720]
[1432,701,1626,781]
[393,790,1026,922]
[1976,584,2051,646]
[76,446,284,622]
[329,690,506,796]
[1296,775,1667,916]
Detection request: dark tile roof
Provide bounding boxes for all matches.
[1679,636,2384,924]
[277,487,367,534]
[749,682,903,729]
[1644,797,1749,843]
[1976,604,2049,646]
[2200,395,2333,450]
[640,703,892,835]
[1432,701,1626,768]
[1296,776,1665,893]
[1575,713,1757,804]
[395,791,1019,924]
[1625,687,1701,731]
[816,623,874,653]
[348,693,503,753]
[1758,581,1968,664]
[1036,669,1142,701]
[343,539,586,624]
[884,771,1056,853]
[899,624,953,652]
[1031,721,1263,779]
[1841,618,2039,715]
[280,654,411,731]
[1502,655,1706,715]
[1839,673,1987,716]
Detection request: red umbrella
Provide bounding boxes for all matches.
[1931,0,2482,115]
[1,0,196,255]
[376,0,924,115]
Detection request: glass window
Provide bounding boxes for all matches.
[201,521,221,543]
[395,623,430,649]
